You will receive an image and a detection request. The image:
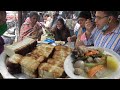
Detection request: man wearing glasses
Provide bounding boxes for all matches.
[80,11,120,55]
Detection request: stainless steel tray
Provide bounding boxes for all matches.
[0,43,73,79]
[0,52,70,79]
[0,52,32,79]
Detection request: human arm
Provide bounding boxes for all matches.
[75,19,95,47]
[67,35,77,42]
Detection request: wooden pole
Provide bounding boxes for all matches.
[18,11,22,31]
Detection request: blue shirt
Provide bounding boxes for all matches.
[75,27,86,36]
[83,24,120,55]
[82,27,86,33]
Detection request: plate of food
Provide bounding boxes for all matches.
[64,46,120,79]
[0,38,72,79]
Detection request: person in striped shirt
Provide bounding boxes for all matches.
[78,11,120,55]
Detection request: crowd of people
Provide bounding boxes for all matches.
[0,11,120,56]
[19,11,76,42]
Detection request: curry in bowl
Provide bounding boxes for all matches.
[70,46,119,79]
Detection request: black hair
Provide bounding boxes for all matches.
[44,13,49,17]
[57,18,65,28]
[53,11,59,16]
[103,11,119,19]
[78,11,92,20]
[29,11,39,18]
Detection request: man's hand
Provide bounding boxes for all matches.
[33,24,41,31]
[67,37,71,42]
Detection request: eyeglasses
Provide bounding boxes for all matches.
[95,16,109,20]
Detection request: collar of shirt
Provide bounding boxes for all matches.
[111,23,120,34]
[105,24,120,35]
[95,23,120,35]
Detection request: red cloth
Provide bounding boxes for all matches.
[19,17,41,41]
[80,33,87,41]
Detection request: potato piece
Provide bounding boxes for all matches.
[74,68,84,75]
[107,56,119,71]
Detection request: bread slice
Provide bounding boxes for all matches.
[36,44,55,58]
[31,44,55,62]
[20,56,40,78]
[4,37,37,56]
[38,63,64,78]
[6,54,23,74]
[52,45,72,61]
[47,58,64,67]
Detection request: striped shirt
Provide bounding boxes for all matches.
[83,24,120,55]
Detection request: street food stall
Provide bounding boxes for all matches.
[0,11,120,79]
[1,36,120,79]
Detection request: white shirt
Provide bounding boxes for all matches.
[74,23,80,33]
[44,17,52,28]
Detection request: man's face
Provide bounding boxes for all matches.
[95,11,109,29]
[78,17,87,28]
